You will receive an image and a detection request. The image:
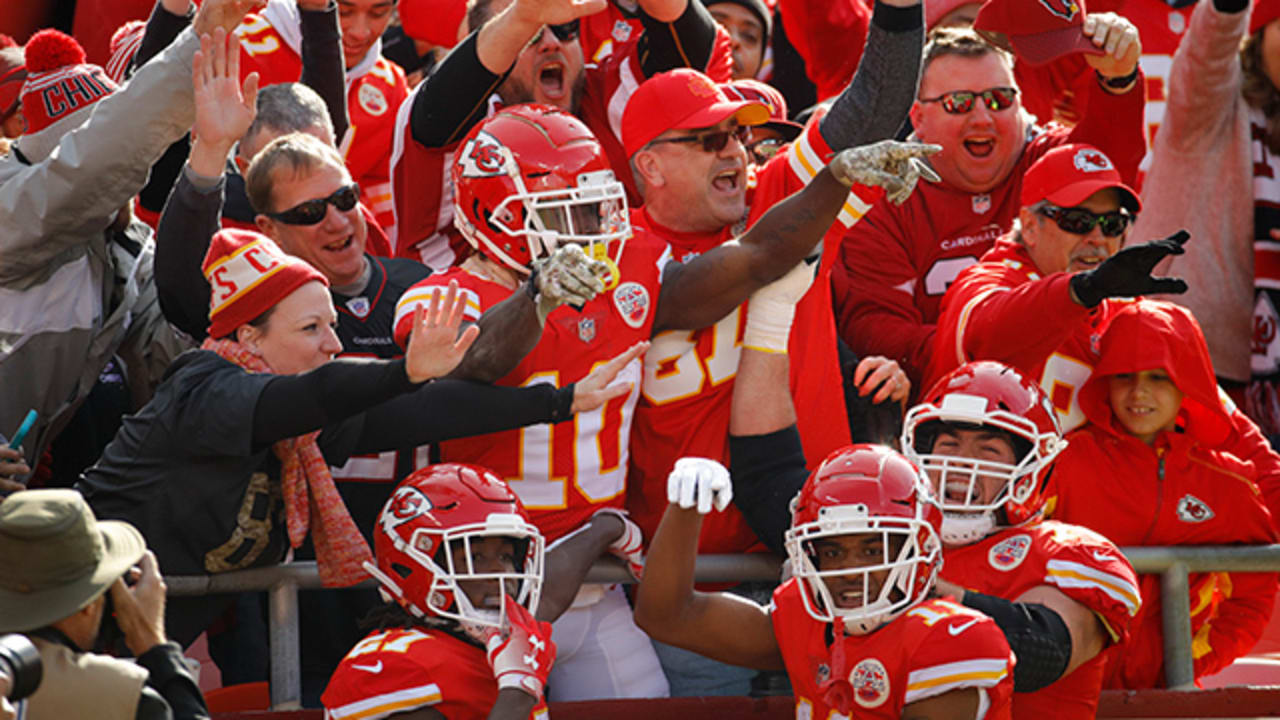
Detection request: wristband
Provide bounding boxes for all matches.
[1098,66,1139,90]
[742,295,797,353]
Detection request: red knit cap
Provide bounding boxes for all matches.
[21,29,118,135]
[203,228,330,339]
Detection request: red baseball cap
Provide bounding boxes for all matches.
[1251,0,1280,35]
[1020,143,1141,212]
[721,79,802,141]
[622,68,770,157]
[974,0,1105,66]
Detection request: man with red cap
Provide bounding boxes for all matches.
[928,143,1280,530]
[0,41,24,143]
[834,16,1146,394]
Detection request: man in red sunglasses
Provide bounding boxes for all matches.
[834,19,1147,395]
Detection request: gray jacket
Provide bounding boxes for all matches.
[0,29,200,474]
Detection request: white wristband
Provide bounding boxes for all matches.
[742,296,797,353]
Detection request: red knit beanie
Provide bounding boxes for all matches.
[106,21,146,84]
[203,228,330,339]
[20,29,118,135]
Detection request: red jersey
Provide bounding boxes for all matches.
[236,8,409,232]
[941,521,1141,720]
[833,76,1146,386]
[771,583,1014,720]
[393,236,671,541]
[626,120,867,553]
[775,0,872,103]
[322,626,548,720]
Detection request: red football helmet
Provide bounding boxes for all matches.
[366,463,544,632]
[451,103,630,278]
[785,444,943,636]
[901,361,1067,545]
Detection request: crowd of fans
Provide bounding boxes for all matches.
[1,0,1279,717]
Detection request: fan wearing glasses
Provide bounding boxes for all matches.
[926,143,1190,406]
[834,21,1148,394]
[389,0,729,268]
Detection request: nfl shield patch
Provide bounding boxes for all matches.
[578,317,597,343]
[971,193,991,214]
[613,281,651,329]
[345,296,371,319]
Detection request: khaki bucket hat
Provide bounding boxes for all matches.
[0,489,146,633]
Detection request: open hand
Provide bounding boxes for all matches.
[571,341,647,413]
[828,140,942,204]
[404,280,482,382]
[193,29,259,151]
[193,0,267,36]
[513,0,609,28]
[1069,229,1189,308]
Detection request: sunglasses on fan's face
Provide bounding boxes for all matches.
[649,125,751,154]
[266,184,360,225]
[747,136,786,165]
[527,20,580,47]
[1037,203,1132,237]
[918,86,1019,114]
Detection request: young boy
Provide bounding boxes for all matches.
[1047,299,1278,688]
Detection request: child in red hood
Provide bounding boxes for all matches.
[1046,299,1277,688]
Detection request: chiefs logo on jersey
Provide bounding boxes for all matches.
[383,485,435,531]
[613,281,651,329]
[1073,148,1114,173]
[1037,0,1080,21]
[988,534,1032,571]
[358,83,389,117]
[1176,494,1215,523]
[850,658,890,709]
[458,131,509,178]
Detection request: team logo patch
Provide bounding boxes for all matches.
[1073,148,1113,173]
[1176,494,1215,523]
[613,281,651,329]
[815,662,831,685]
[346,296,371,319]
[381,486,435,535]
[850,658,890,709]
[1036,0,1080,21]
[611,19,633,43]
[971,193,991,214]
[358,83,388,117]
[458,130,508,178]
[578,316,597,343]
[687,73,719,99]
[988,533,1032,571]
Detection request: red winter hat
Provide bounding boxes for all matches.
[1020,143,1140,212]
[106,21,146,84]
[974,0,1105,66]
[21,29,118,135]
[203,228,329,339]
[1251,0,1280,35]
[622,68,770,157]
[722,79,802,141]
[399,0,468,47]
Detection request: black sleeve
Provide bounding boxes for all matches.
[818,0,924,151]
[960,590,1074,692]
[134,642,210,720]
[729,425,809,556]
[409,31,509,147]
[133,1,194,76]
[1214,0,1248,11]
[299,0,351,143]
[349,381,576,453]
[252,358,420,448]
[637,0,719,78]
[131,2,196,217]
[153,168,223,340]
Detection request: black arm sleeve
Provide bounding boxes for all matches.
[961,590,1074,692]
[252,358,419,447]
[133,642,210,720]
[299,0,351,143]
[132,2,197,217]
[409,31,509,147]
[637,0,719,78]
[349,381,576,454]
[153,167,223,340]
[818,0,923,151]
[133,1,194,76]
[729,425,809,556]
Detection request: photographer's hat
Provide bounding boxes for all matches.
[0,490,145,632]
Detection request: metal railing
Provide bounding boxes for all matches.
[166,545,1280,709]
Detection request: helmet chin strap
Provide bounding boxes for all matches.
[940,510,997,546]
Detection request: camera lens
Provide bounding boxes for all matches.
[0,633,42,701]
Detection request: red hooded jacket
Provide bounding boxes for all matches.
[1047,300,1278,688]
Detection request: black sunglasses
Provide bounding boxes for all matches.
[918,86,1019,114]
[1037,204,1132,237]
[528,20,580,46]
[649,125,751,154]
[746,136,786,165]
[266,183,360,225]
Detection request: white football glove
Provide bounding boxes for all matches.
[667,457,732,514]
[483,596,557,702]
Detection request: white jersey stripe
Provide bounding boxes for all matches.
[395,285,484,326]
[904,658,1009,705]
[1045,558,1142,616]
[325,683,442,720]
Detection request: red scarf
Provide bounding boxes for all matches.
[203,338,372,587]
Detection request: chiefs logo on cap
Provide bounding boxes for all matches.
[1073,148,1114,173]
[687,73,718,99]
[1037,0,1081,21]
[458,131,509,178]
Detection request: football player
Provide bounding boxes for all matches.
[322,462,641,719]
[391,103,938,700]
[634,446,1015,720]
[903,361,1142,719]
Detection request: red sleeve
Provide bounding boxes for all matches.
[1040,523,1143,643]
[392,272,489,348]
[1062,71,1148,185]
[1222,403,1280,530]
[705,25,735,83]
[775,0,873,102]
[1194,569,1280,678]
